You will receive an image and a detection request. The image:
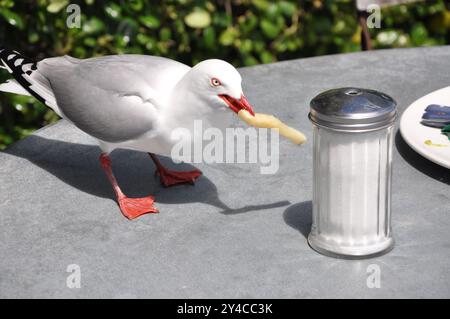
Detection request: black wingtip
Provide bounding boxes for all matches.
[0,47,37,70]
[0,46,6,68]
[0,47,45,104]
[0,44,11,56]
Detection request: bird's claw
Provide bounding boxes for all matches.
[118,195,159,220]
[156,168,202,187]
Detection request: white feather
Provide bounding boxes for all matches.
[0,58,13,73]
[0,79,31,96]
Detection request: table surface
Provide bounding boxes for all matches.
[1,47,449,298]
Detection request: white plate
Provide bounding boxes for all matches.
[400,86,450,169]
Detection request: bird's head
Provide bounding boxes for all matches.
[188,59,255,117]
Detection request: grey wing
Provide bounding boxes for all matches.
[39,55,190,143]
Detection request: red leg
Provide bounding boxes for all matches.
[99,153,158,219]
[149,153,202,187]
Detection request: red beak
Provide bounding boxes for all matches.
[219,94,255,116]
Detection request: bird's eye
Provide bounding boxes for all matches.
[211,77,221,87]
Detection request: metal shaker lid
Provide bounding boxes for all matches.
[309,88,397,131]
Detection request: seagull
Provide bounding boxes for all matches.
[0,47,255,220]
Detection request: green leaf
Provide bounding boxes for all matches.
[203,27,216,48]
[273,40,287,52]
[117,18,139,35]
[441,124,450,141]
[82,17,105,34]
[253,40,265,52]
[47,0,69,13]
[105,3,121,19]
[278,1,296,16]
[332,20,346,34]
[260,19,280,39]
[240,39,253,53]
[252,0,270,11]
[219,27,239,46]
[0,0,14,9]
[83,37,97,47]
[243,55,259,66]
[139,15,160,29]
[28,32,39,43]
[98,34,113,46]
[411,23,428,45]
[144,41,154,51]
[160,27,172,41]
[238,13,258,33]
[137,34,157,51]
[184,9,211,28]
[376,30,398,46]
[129,0,143,11]
[0,8,24,29]
[136,33,150,45]
[265,3,279,19]
[260,51,275,64]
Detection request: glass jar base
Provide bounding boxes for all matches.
[308,234,394,259]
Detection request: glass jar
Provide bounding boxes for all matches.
[308,88,397,258]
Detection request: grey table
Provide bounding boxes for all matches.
[1,47,449,298]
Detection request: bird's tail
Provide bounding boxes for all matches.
[0,46,60,115]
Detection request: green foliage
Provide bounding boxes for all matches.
[0,0,449,149]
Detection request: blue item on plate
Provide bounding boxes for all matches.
[421,104,450,128]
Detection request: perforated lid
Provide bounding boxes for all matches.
[309,88,397,131]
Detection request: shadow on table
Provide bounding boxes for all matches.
[283,201,312,238]
[3,135,290,215]
[395,131,450,185]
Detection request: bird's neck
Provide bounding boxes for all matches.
[162,75,222,130]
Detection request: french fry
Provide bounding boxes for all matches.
[238,110,307,145]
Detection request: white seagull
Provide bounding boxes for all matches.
[0,47,255,220]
